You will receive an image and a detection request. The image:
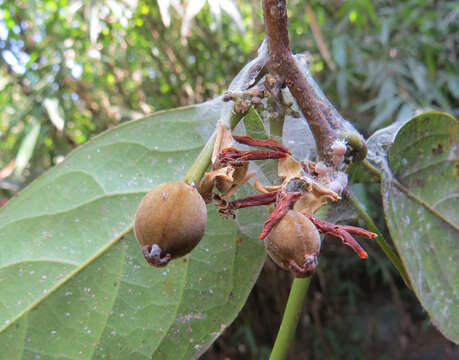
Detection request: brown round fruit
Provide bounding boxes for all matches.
[134,181,207,267]
[265,210,321,277]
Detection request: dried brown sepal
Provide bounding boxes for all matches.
[303,214,372,259]
[278,155,304,179]
[219,147,288,166]
[233,135,291,154]
[198,176,214,203]
[234,99,252,114]
[312,182,340,199]
[293,182,340,215]
[215,164,244,194]
[207,167,234,184]
[289,254,318,278]
[142,244,172,267]
[221,170,256,200]
[212,121,233,167]
[259,191,302,240]
[253,178,282,193]
[199,166,235,202]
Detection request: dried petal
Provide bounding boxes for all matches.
[260,192,302,240]
[233,135,290,153]
[219,148,288,166]
[228,191,278,209]
[304,214,372,259]
[218,191,278,216]
[339,224,378,239]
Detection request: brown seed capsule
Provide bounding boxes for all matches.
[265,210,321,277]
[134,181,207,267]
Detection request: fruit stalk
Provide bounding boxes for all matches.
[270,277,311,360]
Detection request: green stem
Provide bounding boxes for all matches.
[346,191,412,290]
[183,111,244,185]
[270,277,311,360]
[183,132,216,185]
[362,159,381,178]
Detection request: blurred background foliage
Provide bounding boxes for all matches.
[0,0,457,358]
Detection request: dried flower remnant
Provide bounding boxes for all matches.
[218,147,288,166]
[304,214,376,259]
[259,191,302,240]
[204,130,376,277]
[216,191,278,218]
[200,122,290,202]
[199,122,256,202]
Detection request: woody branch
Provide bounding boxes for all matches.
[262,0,337,165]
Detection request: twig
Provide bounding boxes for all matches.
[262,0,337,165]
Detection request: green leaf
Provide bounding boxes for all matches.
[14,120,41,176]
[242,107,279,185]
[0,102,266,358]
[243,107,268,140]
[382,111,459,343]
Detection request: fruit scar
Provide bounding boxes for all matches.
[289,254,318,278]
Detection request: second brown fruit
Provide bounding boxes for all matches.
[265,210,321,277]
